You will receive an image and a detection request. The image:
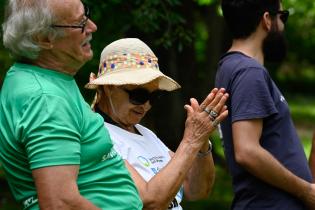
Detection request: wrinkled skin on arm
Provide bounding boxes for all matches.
[126,88,229,210]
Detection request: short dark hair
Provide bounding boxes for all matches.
[221,0,281,39]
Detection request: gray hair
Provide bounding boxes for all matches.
[2,0,64,60]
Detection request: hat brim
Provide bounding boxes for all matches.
[85,68,181,91]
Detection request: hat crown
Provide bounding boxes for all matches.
[97,38,159,77]
[101,38,156,59]
[85,38,181,91]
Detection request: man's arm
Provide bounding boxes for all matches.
[309,131,315,180]
[32,165,101,210]
[233,119,315,208]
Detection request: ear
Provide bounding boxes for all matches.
[261,12,273,32]
[33,33,54,49]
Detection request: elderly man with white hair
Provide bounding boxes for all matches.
[0,0,143,209]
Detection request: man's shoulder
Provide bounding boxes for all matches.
[219,51,264,72]
[2,63,77,109]
[1,64,42,103]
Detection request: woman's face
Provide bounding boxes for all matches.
[104,81,159,127]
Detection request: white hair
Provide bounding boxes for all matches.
[2,0,64,60]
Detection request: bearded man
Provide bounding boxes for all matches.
[215,0,315,209]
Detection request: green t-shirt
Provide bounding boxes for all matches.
[0,63,142,210]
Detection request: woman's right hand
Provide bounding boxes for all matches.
[183,88,229,150]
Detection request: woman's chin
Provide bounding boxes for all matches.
[129,118,142,126]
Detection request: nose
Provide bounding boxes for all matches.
[86,19,97,33]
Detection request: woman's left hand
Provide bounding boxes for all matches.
[183,88,229,149]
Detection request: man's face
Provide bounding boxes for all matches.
[50,0,97,70]
[262,6,287,63]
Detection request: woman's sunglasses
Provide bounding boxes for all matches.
[122,88,163,105]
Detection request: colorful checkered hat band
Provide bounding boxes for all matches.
[85,38,181,91]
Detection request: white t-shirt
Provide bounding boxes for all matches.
[105,122,184,210]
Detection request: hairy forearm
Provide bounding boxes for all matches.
[184,141,215,200]
[138,90,228,209]
[237,146,311,200]
[140,139,205,209]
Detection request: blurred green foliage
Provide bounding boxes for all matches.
[290,96,315,125]
[1,0,315,209]
[275,0,315,95]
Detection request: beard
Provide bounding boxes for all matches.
[263,26,287,63]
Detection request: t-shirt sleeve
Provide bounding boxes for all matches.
[230,67,278,122]
[105,124,129,159]
[112,137,127,159]
[18,94,81,170]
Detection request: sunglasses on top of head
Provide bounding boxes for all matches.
[122,88,163,106]
[51,3,90,33]
[269,10,289,24]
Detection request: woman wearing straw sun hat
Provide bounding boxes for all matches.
[86,38,229,210]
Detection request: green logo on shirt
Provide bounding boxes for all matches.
[137,156,151,167]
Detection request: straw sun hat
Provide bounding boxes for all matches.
[85,38,181,91]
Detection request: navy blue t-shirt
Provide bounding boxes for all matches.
[215,52,312,210]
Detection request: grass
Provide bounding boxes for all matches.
[288,95,315,157]
[289,95,315,126]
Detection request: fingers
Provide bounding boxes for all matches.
[185,88,229,131]
[211,110,229,127]
[189,98,200,111]
[184,98,199,114]
[220,105,228,113]
[184,104,193,117]
[184,98,198,118]
[183,89,229,148]
[211,93,229,114]
[200,88,219,111]
[202,90,228,128]
[204,91,228,117]
[204,88,226,110]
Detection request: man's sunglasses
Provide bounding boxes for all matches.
[51,3,90,33]
[270,10,289,24]
[122,88,163,105]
